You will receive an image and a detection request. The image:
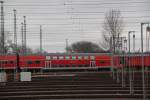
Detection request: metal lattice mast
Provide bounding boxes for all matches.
[0,1,4,54]
[14,9,17,52]
[23,16,26,54]
[21,22,24,54]
[147,25,150,52]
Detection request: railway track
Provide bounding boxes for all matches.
[0,72,149,100]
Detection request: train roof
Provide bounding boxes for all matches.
[1,52,149,56]
[0,52,111,56]
[44,53,111,56]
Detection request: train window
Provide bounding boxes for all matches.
[100,60,105,64]
[1,61,3,64]
[66,56,70,60]
[66,65,69,67]
[60,65,63,67]
[90,56,95,60]
[2,61,5,64]
[46,56,51,60]
[85,64,89,67]
[0,61,2,65]
[84,56,89,60]
[10,61,14,64]
[72,64,76,67]
[59,56,64,60]
[4,61,8,64]
[52,56,57,60]
[72,56,76,60]
[78,56,82,60]
[27,61,32,64]
[53,64,57,67]
[35,61,40,64]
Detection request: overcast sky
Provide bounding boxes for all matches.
[4,0,150,52]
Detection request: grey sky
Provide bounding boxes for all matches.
[4,0,150,52]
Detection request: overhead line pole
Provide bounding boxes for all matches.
[23,16,27,72]
[132,33,136,93]
[110,37,115,80]
[23,16,26,55]
[21,22,24,54]
[40,25,42,54]
[141,23,146,100]
[123,39,127,87]
[128,31,135,95]
[0,1,5,54]
[13,9,17,81]
[141,22,150,100]
[66,39,68,53]
[13,9,17,52]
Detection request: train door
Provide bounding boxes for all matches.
[0,60,6,70]
[45,61,51,69]
[0,60,9,70]
[90,61,96,67]
[0,61,2,70]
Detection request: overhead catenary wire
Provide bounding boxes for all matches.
[3,9,150,15]
[4,1,150,6]
[2,15,150,20]
[3,0,150,53]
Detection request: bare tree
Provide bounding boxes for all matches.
[66,41,105,53]
[101,9,124,53]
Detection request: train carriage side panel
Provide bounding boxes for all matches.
[95,55,111,68]
[20,55,45,69]
[0,55,16,69]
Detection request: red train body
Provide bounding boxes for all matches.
[114,54,150,68]
[0,53,150,70]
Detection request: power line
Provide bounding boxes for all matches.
[3,21,148,25]
[3,0,150,48]
[4,1,150,6]
[3,15,150,20]
[5,5,150,9]
[4,9,150,15]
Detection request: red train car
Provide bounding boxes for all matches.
[129,54,150,67]
[0,55,16,69]
[0,55,45,70]
[114,54,150,68]
[0,53,150,71]
[0,53,112,70]
[44,53,111,69]
[19,55,45,69]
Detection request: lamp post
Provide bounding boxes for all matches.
[133,34,135,52]
[13,52,20,81]
[146,25,150,52]
[110,37,115,80]
[124,39,127,81]
[132,33,135,91]
[141,22,150,100]
[121,37,127,87]
[128,31,135,94]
